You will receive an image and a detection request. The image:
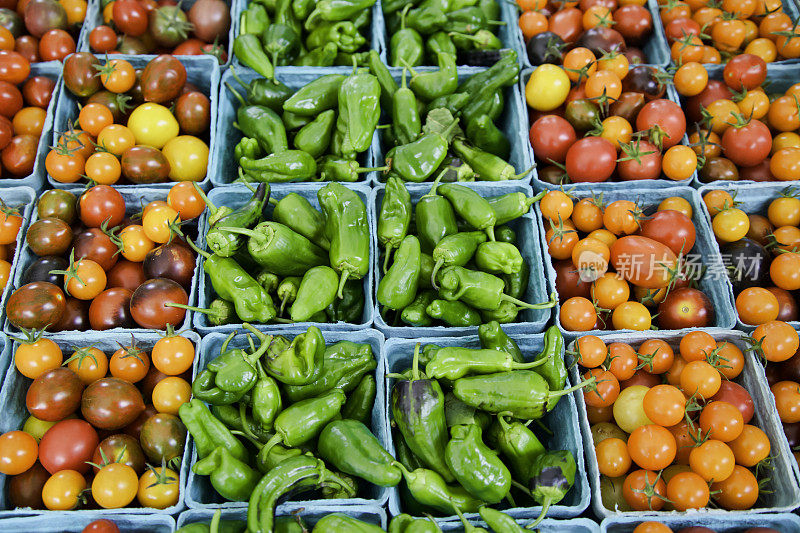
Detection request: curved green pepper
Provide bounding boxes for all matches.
[220,222,328,276]
[415,178,458,252]
[276,276,301,315]
[335,69,381,157]
[318,419,402,487]
[262,389,346,455]
[342,373,376,423]
[256,442,302,473]
[264,325,325,385]
[290,266,339,322]
[474,241,523,275]
[179,399,249,462]
[284,341,375,401]
[192,446,260,502]
[284,74,345,116]
[426,298,481,326]
[478,320,522,362]
[230,86,288,155]
[233,34,274,80]
[325,279,365,322]
[466,114,510,159]
[293,109,335,158]
[488,192,543,225]
[445,391,490,429]
[293,42,338,66]
[425,347,546,380]
[488,413,546,482]
[387,121,457,182]
[319,156,386,182]
[368,49,398,111]
[430,231,487,287]
[479,507,526,533]
[439,266,556,311]
[401,289,437,326]
[427,31,456,62]
[314,514,383,533]
[239,151,317,183]
[206,183,269,258]
[445,423,511,503]
[378,234,421,311]
[392,68,422,145]
[437,183,496,240]
[452,138,533,181]
[271,193,331,250]
[251,361,282,431]
[535,325,567,412]
[405,52,457,102]
[392,461,482,514]
[305,0,378,29]
[378,176,412,272]
[391,5,424,67]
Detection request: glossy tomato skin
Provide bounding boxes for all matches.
[26,217,73,256]
[636,99,685,148]
[83,520,121,533]
[174,91,210,136]
[79,185,125,228]
[141,54,186,104]
[721,120,771,168]
[22,75,55,109]
[89,288,134,331]
[25,367,84,422]
[107,259,147,291]
[723,54,767,91]
[610,235,678,288]
[720,239,770,294]
[8,461,48,509]
[140,413,186,463]
[112,0,148,36]
[81,377,145,430]
[617,140,662,181]
[686,80,733,123]
[2,133,37,175]
[554,259,592,301]
[121,146,171,184]
[614,5,652,45]
[63,52,101,98]
[566,137,617,182]
[38,419,98,474]
[658,287,714,329]
[72,228,118,272]
[530,115,576,163]
[130,278,188,329]
[38,188,77,224]
[21,256,67,286]
[6,281,66,330]
[711,380,755,424]
[53,297,91,332]
[638,209,696,255]
[143,242,195,289]
[91,434,146,475]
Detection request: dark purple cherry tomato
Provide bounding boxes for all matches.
[25,367,84,422]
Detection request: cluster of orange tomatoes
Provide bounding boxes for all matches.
[0,0,86,63]
[658,0,800,64]
[628,522,781,533]
[579,328,786,512]
[540,189,713,331]
[0,330,196,511]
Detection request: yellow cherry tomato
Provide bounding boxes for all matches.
[127,103,179,149]
[526,64,570,111]
[162,135,209,182]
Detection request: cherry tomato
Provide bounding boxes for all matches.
[42,470,86,510]
[667,471,710,511]
[699,401,744,442]
[137,466,179,509]
[680,360,721,399]
[711,464,759,510]
[752,320,799,362]
[110,344,150,383]
[0,430,37,475]
[623,469,666,511]
[584,368,620,408]
[627,424,676,471]
[729,424,770,467]
[561,296,598,331]
[14,337,62,379]
[566,137,617,182]
[690,439,735,482]
[643,384,685,427]
[596,437,631,477]
[92,463,138,509]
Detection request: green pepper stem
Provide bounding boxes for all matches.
[239,402,260,443]
[485,225,495,242]
[226,82,247,106]
[358,166,389,173]
[383,245,394,274]
[272,317,293,324]
[513,358,548,370]
[400,4,411,30]
[501,291,557,310]
[487,20,506,26]
[412,342,421,381]
[425,168,449,197]
[192,182,218,214]
[182,235,210,260]
[510,479,534,499]
[229,65,247,90]
[526,497,551,528]
[268,197,279,205]
[549,376,596,401]
[261,432,283,457]
[385,372,408,380]
[165,302,217,316]
[215,226,259,238]
[279,294,289,315]
[391,460,412,480]
[230,430,264,448]
[336,270,350,299]
[430,258,444,290]
[399,58,419,77]
[515,165,536,180]
[210,509,222,533]
[221,331,236,353]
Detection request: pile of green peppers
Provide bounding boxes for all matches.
[235,0,375,71]
[180,182,369,325]
[176,510,386,533]
[227,63,383,184]
[388,326,590,529]
[179,326,403,533]
[377,176,553,327]
[385,0,505,67]
[375,50,530,183]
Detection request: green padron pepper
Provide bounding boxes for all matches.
[239,151,317,183]
[474,241,523,275]
[293,42,338,66]
[334,68,381,158]
[318,419,402,487]
[489,413,546,482]
[262,389,346,453]
[220,222,328,276]
[426,299,481,327]
[290,266,339,322]
[284,341,375,401]
[438,266,555,312]
[392,461,482,514]
[444,391,490,429]
[534,325,567,412]
[400,289,437,326]
[305,0,378,29]
[200,324,271,399]
[392,68,422,145]
[264,325,325,385]
[283,74,345,116]
[425,347,546,381]
[377,176,412,272]
[313,515,383,533]
[341,374,376,424]
[391,5,424,67]
[276,276,301,315]
[270,193,331,250]
[478,320,523,362]
[430,231,487,287]
[405,52,457,102]
[292,109,335,158]
[179,399,249,463]
[192,446,260,502]
[479,507,526,533]
[206,183,269,258]
[378,234,421,311]
[445,423,511,504]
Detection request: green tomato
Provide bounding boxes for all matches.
[23,415,60,441]
[127,103,179,149]
[526,64,570,112]
[612,385,652,434]
[590,422,628,445]
[162,135,209,182]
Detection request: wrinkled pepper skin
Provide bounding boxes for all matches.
[271,193,331,250]
[425,347,544,380]
[474,241,523,275]
[467,114,510,159]
[426,299,481,326]
[528,450,577,527]
[179,399,249,463]
[306,0,378,29]
[342,373,376,423]
[256,442,302,473]
[226,222,328,276]
[325,279,365,322]
[292,109,335,158]
[368,49,399,111]
[264,389,347,451]
[437,183,496,241]
[391,5,424,67]
[444,424,511,503]
[318,183,370,297]
[407,52,457,101]
[251,363,282,430]
[378,176,412,271]
[335,70,381,158]
[503,258,529,301]
[276,276,301,315]
[393,462,482,514]
[294,42,338,66]
[283,74,345,115]
[264,325,325,385]
[488,192,541,225]
[401,289,437,326]
[392,68,422,145]
[391,345,453,482]
[535,325,567,412]
[206,183,269,258]
[313,514,384,533]
[478,320,523,362]
[388,130,450,183]
[192,446,260,502]
[239,151,317,183]
[318,419,402,487]
[439,266,553,311]
[211,403,272,443]
[284,341,375,401]
[479,507,526,533]
[290,266,339,322]
[234,34,274,80]
[378,235,421,311]
[452,138,531,181]
[488,414,546,482]
[201,253,277,323]
[415,189,458,253]
[233,94,288,155]
[430,231,487,286]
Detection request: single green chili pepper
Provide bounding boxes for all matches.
[264,325,325,385]
[388,514,415,533]
[393,68,422,145]
[234,137,262,161]
[427,31,456,62]
[436,154,474,183]
[457,50,516,95]
[446,6,503,33]
[488,413,546,482]
[219,222,328,276]
[341,374,375,424]
[319,156,386,182]
[318,419,402,487]
[430,231,487,287]
[400,289,437,326]
[169,298,237,327]
[276,276,301,315]
[206,183,269,258]
[314,514,383,533]
[368,49,399,111]
[479,507,526,533]
[292,0,314,18]
[352,6,370,28]
[391,5,424,67]
[241,3,270,35]
[335,51,371,66]
[179,399,249,462]
[479,301,521,324]
[453,370,592,419]
[416,176,459,253]
[192,446,260,502]
[305,0,377,28]
[439,266,556,311]
[247,455,352,533]
[527,450,577,527]
[230,86,288,155]
[234,34,274,80]
[406,4,447,34]
[231,68,293,112]
[335,68,381,158]
[251,362,282,431]
[445,391,490,429]
[270,193,330,250]
[444,423,511,503]
[275,0,302,36]
[192,367,247,406]
[283,74,345,116]
[256,442,303,473]
[282,109,312,130]
[452,138,532,181]
[262,389,346,454]
[263,23,300,67]
[478,320,522,362]
[495,225,516,244]
[393,461,483,514]
[306,21,359,51]
[211,403,272,443]
[488,192,544,225]
[418,251,435,289]
[292,109,335,158]
[478,0,499,19]
[437,183,497,240]
[239,151,317,182]
[284,341,375,401]
[426,347,546,380]
[503,258,529,302]
[387,118,457,183]
[318,182,370,298]
[466,114,510,159]
[391,343,453,481]
[187,239,277,324]
[378,176,412,272]
[206,324,271,395]
[535,325,567,412]
[325,279,365,322]
[403,52,457,102]
[378,235,421,311]
[426,298,481,326]
[256,270,280,293]
[427,92,469,116]
[474,241,523,275]
[293,42,338,66]
[290,266,339,322]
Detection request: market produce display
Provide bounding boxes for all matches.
[235,0,375,70]
[518,0,660,66]
[384,0,506,67]
[0,331,197,511]
[51,53,212,185]
[0,0,86,63]
[5,183,202,331]
[628,524,781,533]
[376,177,553,327]
[225,66,381,184]
[87,0,230,63]
[187,183,369,326]
[0,55,56,181]
[577,331,779,512]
